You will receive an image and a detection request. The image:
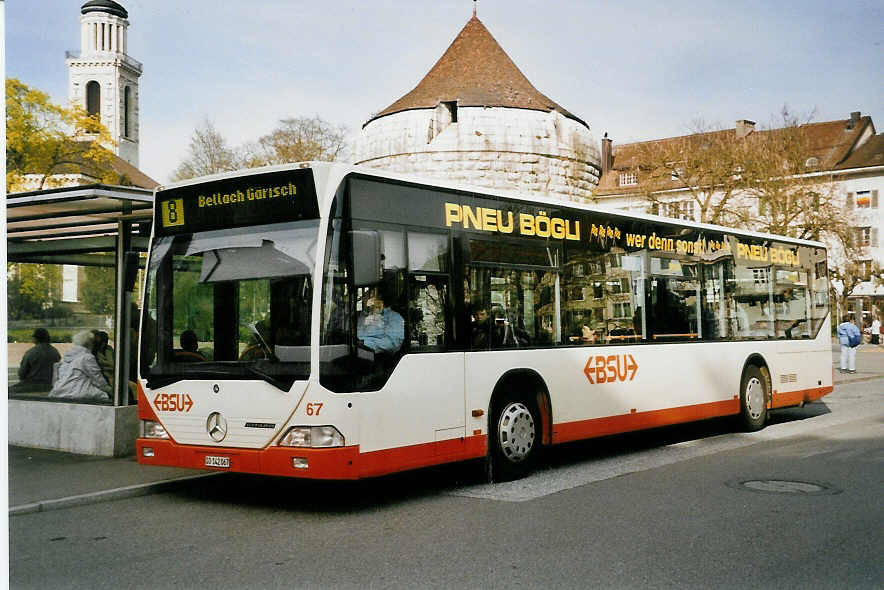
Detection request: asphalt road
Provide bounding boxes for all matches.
[9,376,883,589]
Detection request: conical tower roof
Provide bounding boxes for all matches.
[366,15,587,128]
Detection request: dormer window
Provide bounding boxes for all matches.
[443,101,458,123]
[429,101,458,143]
[804,156,819,168]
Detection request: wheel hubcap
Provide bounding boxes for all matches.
[498,402,536,462]
[745,377,764,420]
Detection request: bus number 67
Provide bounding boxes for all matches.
[305,402,323,416]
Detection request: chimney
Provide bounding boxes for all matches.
[735,119,756,139]
[847,111,861,129]
[601,133,613,177]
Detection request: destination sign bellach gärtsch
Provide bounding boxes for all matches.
[155,168,319,235]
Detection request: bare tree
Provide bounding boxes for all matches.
[629,120,750,225]
[240,116,348,167]
[171,118,239,181]
[830,258,883,321]
[738,109,849,243]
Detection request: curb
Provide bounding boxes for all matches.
[9,472,222,516]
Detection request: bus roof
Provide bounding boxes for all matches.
[156,162,827,250]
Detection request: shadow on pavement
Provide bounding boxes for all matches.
[167,400,833,513]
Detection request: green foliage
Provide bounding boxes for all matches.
[7,263,63,320]
[80,266,116,314]
[6,77,117,192]
[8,329,75,343]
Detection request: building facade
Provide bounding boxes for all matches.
[593,113,884,319]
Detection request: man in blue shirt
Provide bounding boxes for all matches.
[357,289,404,355]
[836,314,861,373]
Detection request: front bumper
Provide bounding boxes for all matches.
[136,439,361,479]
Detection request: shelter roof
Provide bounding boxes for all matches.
[6,184,153,264]
[366,16,586,128]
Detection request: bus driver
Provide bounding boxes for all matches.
[357,288,404,355]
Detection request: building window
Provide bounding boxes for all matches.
[613,302,631,318]
[607,278,628,294]
[680,200,694,220]
[663,200,694,220]
[124,86,131,137]
[752,268,768,285]
[858,227,872,247]
[593,282,603,299]
[443,101,457,123]
[86,81,100,118]
[856,191,871,208]
[619,172,637,186]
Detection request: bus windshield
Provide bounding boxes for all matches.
[141,220,319,390]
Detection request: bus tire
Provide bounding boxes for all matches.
[489,395,541,482]
[740,365,768,431]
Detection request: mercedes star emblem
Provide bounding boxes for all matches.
[206,412,228,442]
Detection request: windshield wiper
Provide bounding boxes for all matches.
[245,364,291,392]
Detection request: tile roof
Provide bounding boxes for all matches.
[31,140,159,190]
[595,116,875,195]
[366,16,586,128]
[836,133,884,170]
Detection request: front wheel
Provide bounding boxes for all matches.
[489,397,541,481]
[740,365,768,431]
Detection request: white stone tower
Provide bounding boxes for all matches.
[67,0,142,167]
[354,14,600,202]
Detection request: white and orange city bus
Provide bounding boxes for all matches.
[136,162,833,481]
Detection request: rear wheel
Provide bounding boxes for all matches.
[489,396,541,481]
[740,365,768,431]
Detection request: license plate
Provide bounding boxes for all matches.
[204,455,230,468]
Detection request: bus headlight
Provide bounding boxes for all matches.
[278,426,344,448]
[141,420,169,439]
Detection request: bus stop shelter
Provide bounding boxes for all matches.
[7,183,154,456]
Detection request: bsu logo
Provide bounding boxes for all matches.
[584,354,638,384]
[154,392,194,412]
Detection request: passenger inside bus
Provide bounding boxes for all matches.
[356,288,404,355]
[173,330,207,362]
[471,305,497,349]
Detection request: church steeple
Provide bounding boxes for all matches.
[67,0,142,167]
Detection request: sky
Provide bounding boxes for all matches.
[6,0,883,185]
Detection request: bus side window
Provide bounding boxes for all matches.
[409,276,448,350]
[407,232,451,352]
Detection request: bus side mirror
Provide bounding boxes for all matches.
[123,251,141,293]
[350,230,382,287]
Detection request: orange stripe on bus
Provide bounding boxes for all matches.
[771,385,833,408]
[552,399,740,444]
